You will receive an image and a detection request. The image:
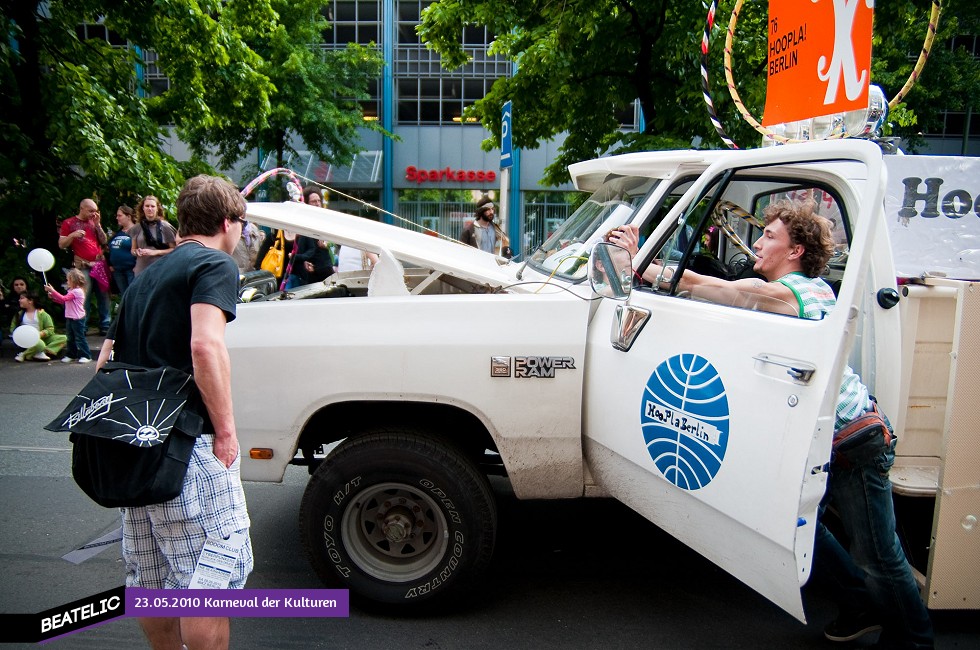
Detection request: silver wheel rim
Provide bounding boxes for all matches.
[341,481,449,583]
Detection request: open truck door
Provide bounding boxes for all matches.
[582,141,888,621]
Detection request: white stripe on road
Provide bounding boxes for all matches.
[0,445,70,452]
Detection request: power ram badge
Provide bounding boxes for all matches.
[490,356,576,378]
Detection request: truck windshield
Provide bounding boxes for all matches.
[526,176,657,282]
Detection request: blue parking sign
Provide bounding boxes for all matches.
[500,101,513,169]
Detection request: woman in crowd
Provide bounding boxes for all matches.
[131,195,177,276]
[1,276,30,351]
[11,290,67,362]
[108,205,137,294]
[2,276,30,323]
[283,187,335,288]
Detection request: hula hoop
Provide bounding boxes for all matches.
[717,0,942,145]
[701,0,739,149]
[887,0,942,108]
[240,167,303,198]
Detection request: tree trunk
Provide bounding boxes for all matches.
[6,1,64,254]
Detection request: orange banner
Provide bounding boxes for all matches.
[762,0,873,126]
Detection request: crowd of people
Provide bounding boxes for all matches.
[5,187,512,363]
[2,195,185,362]
[3,181,388,363]
[249,185,378,289]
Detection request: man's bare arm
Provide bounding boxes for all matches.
[59,231,82,249]
[96,339,113,369]
[190,303,237,467]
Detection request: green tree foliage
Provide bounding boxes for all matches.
[871,0,979,149]
[185,0,387,179]
[420,0,979,186]
[0,0,277,270]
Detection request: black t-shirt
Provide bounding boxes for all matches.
[107,242,238,432]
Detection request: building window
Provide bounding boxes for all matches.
[75,18,126,45]
[139,49,171,97]
[332,188,383,220]
[397,76,496,125]
[394,0,510,79]
[951,34,978,58]
[929,111,980,138]
[324,0,382,46]
[616,99,640,131]
[359,78,381,121]
[397,0,431,45]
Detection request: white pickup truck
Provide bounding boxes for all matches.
[231,140,978,620]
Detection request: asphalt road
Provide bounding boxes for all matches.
[0,338,975,649]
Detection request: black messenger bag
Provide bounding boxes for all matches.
[45,362,203,508]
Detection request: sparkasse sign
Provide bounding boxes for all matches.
[405,166,498,184]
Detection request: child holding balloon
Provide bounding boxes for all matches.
[44,269,92,363]
[10,291,67,362]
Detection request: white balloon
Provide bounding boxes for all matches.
[12,325,41,349]
[27,248,56,272]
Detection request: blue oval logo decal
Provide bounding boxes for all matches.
[640,354,730,490]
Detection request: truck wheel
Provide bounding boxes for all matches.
[299,430,497,609]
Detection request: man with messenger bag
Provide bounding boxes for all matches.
[94,175,252,650]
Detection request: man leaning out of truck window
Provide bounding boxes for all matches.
[613,201,934,649]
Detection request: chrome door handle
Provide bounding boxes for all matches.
[753,353,816,383]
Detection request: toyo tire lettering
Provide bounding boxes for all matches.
[299,429,496,609]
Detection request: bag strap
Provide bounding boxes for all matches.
[102,360,153,373]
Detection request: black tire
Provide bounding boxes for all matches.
[299,429,497,609]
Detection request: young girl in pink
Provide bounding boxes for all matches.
[45,269,92,363]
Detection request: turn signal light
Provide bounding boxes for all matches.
[249,448,274,460]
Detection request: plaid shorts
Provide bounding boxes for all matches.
[121,434,253,589]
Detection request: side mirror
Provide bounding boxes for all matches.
[588,242,633,300]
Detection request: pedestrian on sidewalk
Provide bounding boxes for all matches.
[57,198,111,334]
[45,269,92,363]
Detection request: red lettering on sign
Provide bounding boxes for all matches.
[404,166,498,184]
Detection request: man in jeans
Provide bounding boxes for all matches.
[617,200,933,648]
[58,198,110,333]
[814,416,934,649]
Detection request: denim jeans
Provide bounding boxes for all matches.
[814,433,934,649]
[82,267,111,330]
[65,318,92,360]
[113,268,134,295]
[283,273,303,290]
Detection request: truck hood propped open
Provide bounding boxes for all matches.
[246,201,517,290]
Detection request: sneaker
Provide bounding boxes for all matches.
[14,352,25,363]
[824,612,883,643]
[62,357,75,363]
[78,357,92,364]
[34,352,51,361]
